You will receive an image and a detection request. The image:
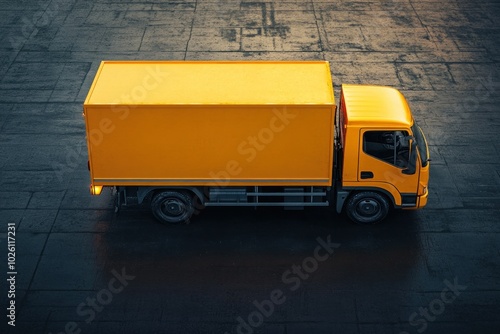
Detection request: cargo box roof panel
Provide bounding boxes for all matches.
[85,61,335,106]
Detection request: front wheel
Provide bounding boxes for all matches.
[151,191,194,224]
[346,191,390,225]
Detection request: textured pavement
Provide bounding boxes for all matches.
[1,0,500,333]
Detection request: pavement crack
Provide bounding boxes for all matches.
[311,0,325,54]
[184,0,198,60]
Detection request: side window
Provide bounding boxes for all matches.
[363,131,410,168]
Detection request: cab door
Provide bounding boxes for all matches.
[358,129,420,206]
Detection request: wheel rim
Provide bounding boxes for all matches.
[355,198,380,218]
[161,199,186,217]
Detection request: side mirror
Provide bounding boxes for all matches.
[402,139,417,175]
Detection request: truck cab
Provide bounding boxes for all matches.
[336,84,430,224]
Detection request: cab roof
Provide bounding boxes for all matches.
[341,84,414,128]
[85,61,335,106]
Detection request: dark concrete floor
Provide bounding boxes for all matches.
[1,0,500,333]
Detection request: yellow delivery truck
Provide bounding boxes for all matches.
[83,61,429,225]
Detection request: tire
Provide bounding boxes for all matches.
[151,191,194,224]
[346,191,390,225]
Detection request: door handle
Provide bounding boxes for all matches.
[360,171,374,179]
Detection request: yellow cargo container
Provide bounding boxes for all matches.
[84,61,335,188]
[84,61,429,225]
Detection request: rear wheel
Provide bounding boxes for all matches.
[151,191,194,224]
[346,191,390,225]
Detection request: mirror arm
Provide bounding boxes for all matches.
[402,141,418,175]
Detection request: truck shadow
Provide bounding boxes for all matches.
[93,206,422,290]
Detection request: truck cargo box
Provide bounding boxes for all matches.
[84,61,336,188]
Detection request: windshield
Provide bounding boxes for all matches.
[411,122,429,167]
